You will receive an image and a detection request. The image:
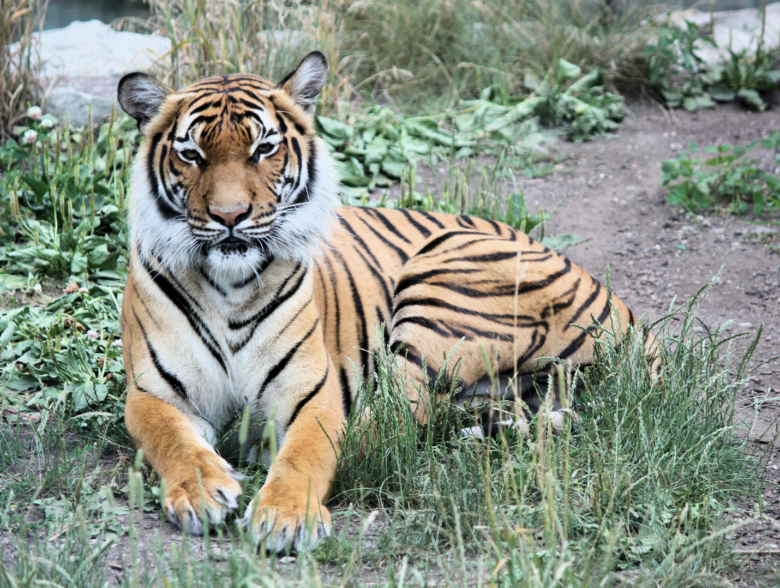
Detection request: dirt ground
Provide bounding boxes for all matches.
[521,101,780,582]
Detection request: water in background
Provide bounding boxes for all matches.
[44,0,150,30]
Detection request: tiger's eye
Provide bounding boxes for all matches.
[179,149,203,165]
[255,143,274,155]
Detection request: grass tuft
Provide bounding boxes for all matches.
[0,0,45,139]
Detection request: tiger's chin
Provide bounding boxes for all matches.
[202,241,268,288]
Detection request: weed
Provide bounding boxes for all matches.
[0,110,137,434]
[327,290,761,583]
[0,0,45,138]
[661,136,780,214]
[646,16,780,112]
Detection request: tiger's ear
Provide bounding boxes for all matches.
[117,73,173,131]
[278,51,329,114]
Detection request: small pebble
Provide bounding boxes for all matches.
[738,322,753,328]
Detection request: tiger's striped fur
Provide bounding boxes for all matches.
[117,52,656,553]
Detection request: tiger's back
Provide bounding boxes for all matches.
[316,206,640,419]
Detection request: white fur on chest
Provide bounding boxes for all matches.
[133,257,312,436]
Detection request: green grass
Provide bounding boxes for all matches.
[661,134,780,215]
[0,41,773,588]
[0,291,767,586]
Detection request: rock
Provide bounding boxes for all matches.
[748,225,778,237]
[664,4,780,67]
[15,20,170,126]
[48,86,115,126]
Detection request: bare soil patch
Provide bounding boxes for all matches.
[525,101,780,584]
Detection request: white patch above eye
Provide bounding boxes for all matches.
[174,130,206,163]
[249,132,281,160]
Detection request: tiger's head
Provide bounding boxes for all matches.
[117,51,338,283]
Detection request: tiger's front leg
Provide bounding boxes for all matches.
[242,362,344,553]
[125,388,244,534]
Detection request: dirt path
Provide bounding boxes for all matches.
[529,101,779,434]
[520,101,780,578]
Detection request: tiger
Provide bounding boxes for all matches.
[116,51,657,554]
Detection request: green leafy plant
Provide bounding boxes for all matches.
[0,111,137,432]
[643,19,717,111]
[645,18,780,112]
[661,138,780,214]
[452,59,625,145]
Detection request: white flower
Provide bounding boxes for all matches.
[40,118,53,129]
[113,339,123,348]
[27,106,42,120]
[86,330,98,340]
[33,283,42,293]
[21,129,38,145]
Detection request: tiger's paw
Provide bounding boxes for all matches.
[162,452,244,535]
[241,495,331,554]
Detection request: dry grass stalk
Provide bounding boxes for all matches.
[0,0,46,138]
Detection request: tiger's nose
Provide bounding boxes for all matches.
[207,204,252,227]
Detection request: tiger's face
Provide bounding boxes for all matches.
[118,52,338,283]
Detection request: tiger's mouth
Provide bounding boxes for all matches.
[215,237,251,255]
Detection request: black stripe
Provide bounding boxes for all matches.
[339,367,352,418]
[459,215,477,228]
[316,267,329,329]
[390,342,439,383]
[231,255,275,289]
[394,268,479,298]
[392,296,539,326]
[356,215,409,265]
[542,278,581,318]
[132,308,188,400]
[278,293,313,338]
[558,295,613,361]
[257,320,319,399]
[365,208,412,244]
[485,219,503,236]
[199,266,227,297]
[444,251,521,264]
[188,99,221,116]
[514,327,548,368]
[333,249,370,381]
[132,281,161,329]
[433,258,573,299]
[351,244,393,314]
[417,211,445,229]
[139,254,226,371]
[438,235,505,256]
[339,216,384,272]
[565,280,601,330]
[394,314,514,342]
[288,365,330,429]
[147,132,179,220]
[415,230,477,256]
[292,136,316,206]
[229,266,306,353]
[229,264,302,329]
[322,254,342,353]
[399,209,431,238]
[456,217,474,230]
[394,315,449,338]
